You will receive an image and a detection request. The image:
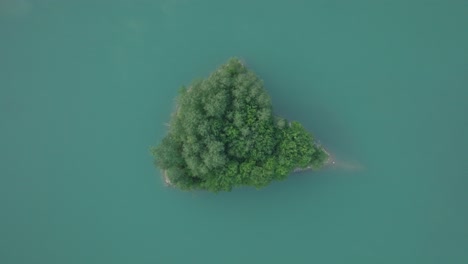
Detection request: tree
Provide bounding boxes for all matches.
[153,58,329,192]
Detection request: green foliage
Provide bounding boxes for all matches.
[153,58,329,192]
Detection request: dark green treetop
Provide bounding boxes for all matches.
[152,58,329,192]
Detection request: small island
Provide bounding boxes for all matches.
[152,58,330,192]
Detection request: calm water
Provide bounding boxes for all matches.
[1,1,467,263]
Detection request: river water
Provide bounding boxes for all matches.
[1,1,467,263]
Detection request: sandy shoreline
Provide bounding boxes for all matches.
[162,170,172,186]
[323,148,335,166]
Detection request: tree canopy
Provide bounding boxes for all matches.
[152,58,329,192]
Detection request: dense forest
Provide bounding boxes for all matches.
[152,58,329,192]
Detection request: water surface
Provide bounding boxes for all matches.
[1,1,467,263]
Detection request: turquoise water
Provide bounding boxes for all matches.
[1,1,467,263]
